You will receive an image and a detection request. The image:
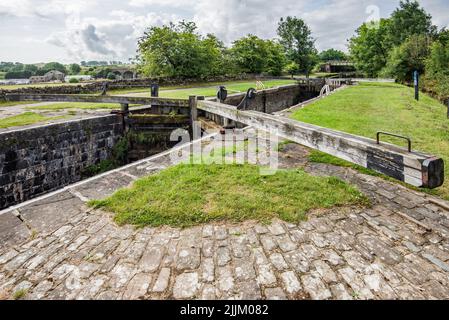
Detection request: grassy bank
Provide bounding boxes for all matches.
[89,164,368,228]
[290,82,449,199]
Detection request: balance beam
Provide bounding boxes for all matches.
[198,100,444,189]
[4,94,189,108]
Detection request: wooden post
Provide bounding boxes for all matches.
[414,71,419,101]
[189,96,198,139]
[120,103,129,113]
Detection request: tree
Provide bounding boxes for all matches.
[265,40,287,76]
[41,62,67,74]
[230,35,286,75]
[5,71,32,79]
[423,33,449,100]
[349,19,392,77]
[388,0,437,46]
[277,17,317,77]
[383,34,432,82]
[69,63,81,75]
[285,62,300,77]
[319,49,347,62]
[137,21,223,78]
[426,39,449,77]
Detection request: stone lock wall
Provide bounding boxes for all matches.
[0,115,124,209]
[204,83,321,126]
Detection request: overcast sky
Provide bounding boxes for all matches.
[1,0,448,64]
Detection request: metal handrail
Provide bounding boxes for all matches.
[376,131,412,152]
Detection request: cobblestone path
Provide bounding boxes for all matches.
[1,138,449,300]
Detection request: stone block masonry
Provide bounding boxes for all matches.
[0,115,124,209]
[204,83,321,127]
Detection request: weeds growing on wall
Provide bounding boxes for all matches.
[81,134,129,178]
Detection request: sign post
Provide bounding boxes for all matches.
[414,71,419,101]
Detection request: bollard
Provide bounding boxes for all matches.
[151,84,159,97]
[414,71,419,101]
[189,96,198,139]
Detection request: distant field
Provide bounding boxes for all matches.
[290,82,449,200]
[0,72,5,80]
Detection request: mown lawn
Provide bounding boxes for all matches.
[0,100,33,107]
[0,112,65,129]
[290,82,449,199]
[109,79,297,98]
[26,102,135,111]
[11,79,296,110]
[0,82,87,90]
[89,164,368,228]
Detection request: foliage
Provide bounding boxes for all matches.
[107,72,117,80]
[5,70,32,79]
[68,63,81,75]
[68,78,79,83]
[426,35,449,78]
[285,62,300,77]
[81,135,129,178]
[423,34,449,100]
[277,16,318,77]
[387,0,437,46]
[89,163,368,228]
[349,19,392,77]
[137,21,224,78]
[231,35,286,75]
[40,62,67,74]
[319,49,347,62]
[349,1,439,79]
[382,34,432,82]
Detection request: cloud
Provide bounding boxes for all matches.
[2,0,449,63]
[45,9,178,61]
[0,0,93,18]
[81,25,116,56]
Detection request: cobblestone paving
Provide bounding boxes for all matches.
[1,139,449,300]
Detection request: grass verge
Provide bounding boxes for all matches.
[110,79,297,98]
[25,102,136,111]
[0,112,65,129]
[89,163,369,228]
[290,82,449,200]
[0,100,35,108]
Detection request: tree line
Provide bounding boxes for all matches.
[0,61,133,80]
[0,62,82,79]
[349,0,449,100]
[136,18,346,79]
